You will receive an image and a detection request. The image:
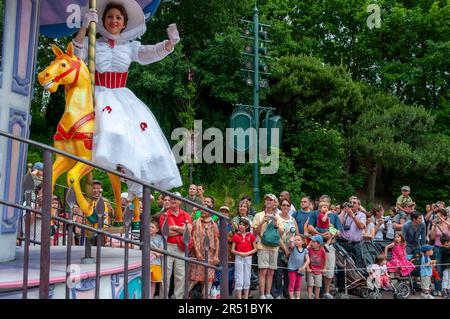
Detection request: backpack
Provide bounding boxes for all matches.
[261,220,281,247]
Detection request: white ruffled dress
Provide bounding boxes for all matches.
[74,37,182,193]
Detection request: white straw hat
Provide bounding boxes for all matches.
[94,0,146,41]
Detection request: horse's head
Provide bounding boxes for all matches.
[38,42,85,93]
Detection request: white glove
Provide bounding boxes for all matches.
[83,9,98,29]
[167,23,180,44]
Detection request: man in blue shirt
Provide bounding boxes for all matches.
[292,196,315,235]
[307,197,342,299]
[402,211,426,257]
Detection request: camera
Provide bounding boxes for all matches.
[343,224,351,231]
[342,202,354,209]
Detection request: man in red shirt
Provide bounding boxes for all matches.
[159,192,192,299]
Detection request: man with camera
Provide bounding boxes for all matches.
[252,194,281,299]
[336,198,366,292]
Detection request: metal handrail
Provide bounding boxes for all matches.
[6,198,223,271]
[0,129,228,220]
[0,129,229,299]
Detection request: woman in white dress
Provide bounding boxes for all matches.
[73,0,182,197]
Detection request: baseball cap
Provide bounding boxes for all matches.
[401,186,410,191]
[310,234,323,245]
[92,180,102,185]
[264,194,277,201]
[121,192,129,199]
[32,162,43,171]
[172,192,181,198]
[421,245,433,253]
[219,206,230,212]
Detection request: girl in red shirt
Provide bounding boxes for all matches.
[231,218,257,299]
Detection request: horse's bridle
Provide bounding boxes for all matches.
[53,56,81,87]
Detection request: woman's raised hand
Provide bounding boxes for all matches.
[83,9,98,29]
[167,23,180,44]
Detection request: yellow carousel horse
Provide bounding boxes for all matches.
[37,43,140,226]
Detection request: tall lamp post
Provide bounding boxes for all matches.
[238,5,272,205]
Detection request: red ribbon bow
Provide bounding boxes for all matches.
[108,39,115,49]
[102,106,112,114]
[140,122,148,131]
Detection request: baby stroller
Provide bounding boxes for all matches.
[364,240,415,299]
[332,243,382,299]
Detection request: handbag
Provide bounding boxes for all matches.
[261,220,281,247]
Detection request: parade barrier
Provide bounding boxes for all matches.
[0,130,230,299]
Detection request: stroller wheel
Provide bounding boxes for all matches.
[369,291,382,299]
[339,293,349,299]
[360,287,370,299]
[396,282,410,299]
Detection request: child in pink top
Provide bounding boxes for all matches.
[385,233,415,276]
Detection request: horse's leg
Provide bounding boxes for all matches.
[67,162,94,223]
[107,172,123,226]
[52,154,76,192]
[131,197,141,231]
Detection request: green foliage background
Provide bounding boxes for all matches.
[28,0,449,214]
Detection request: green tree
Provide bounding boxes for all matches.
[351,101,449,203]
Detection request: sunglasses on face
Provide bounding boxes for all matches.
[281,204,290,207]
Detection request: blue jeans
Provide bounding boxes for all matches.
[433,247,442,292]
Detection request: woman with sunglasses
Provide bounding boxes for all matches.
[271,198,299,299]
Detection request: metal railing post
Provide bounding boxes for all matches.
[94,200,104,299]
[219,217,229,299]
[183,224,190,299]
[204,232,210,299]
[141,186,151,299]
[22,186,33,299]
[38,150,53,299]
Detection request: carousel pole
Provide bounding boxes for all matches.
[81,0,97,264]
[85,0,96,197]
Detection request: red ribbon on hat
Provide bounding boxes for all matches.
[102,106,112,114]
[140,122,148,131]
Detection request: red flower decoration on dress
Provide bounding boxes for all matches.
[140,122,148,131]
[108,39,115,49]
[102,106,112,114]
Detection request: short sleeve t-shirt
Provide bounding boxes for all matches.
[159,209,192,245]
[277,214,297,246]
[292,210,314,235]
[396,195,413,207]
[252,211,279,251]
[420,255,432,277]
[308,247,327,275]
[231,232,256,253]
[317,212,330,230]
[150,234,164,266]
